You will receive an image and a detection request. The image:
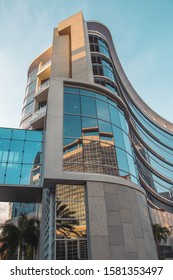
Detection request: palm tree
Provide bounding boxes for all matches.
[56,201,79,237]
[0,224,19,260]
[0,214,39,260]
[152,224,171,259]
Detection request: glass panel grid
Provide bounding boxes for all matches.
[0,128,42,185]
[55,185,88,260]
[63,87,137,181]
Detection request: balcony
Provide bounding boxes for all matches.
[30,105,47,129]
[37,61,51,80]
[35,80,49,102]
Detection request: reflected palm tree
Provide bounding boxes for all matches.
[56,201,79,237]
[152,224,171,259]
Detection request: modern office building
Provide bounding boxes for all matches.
[1,11,173,259]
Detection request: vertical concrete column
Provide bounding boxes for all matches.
[43,78,64,180]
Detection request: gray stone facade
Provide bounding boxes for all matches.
[87,181,157,259]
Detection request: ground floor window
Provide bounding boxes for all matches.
[55,184,88,260]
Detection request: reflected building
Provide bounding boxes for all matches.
[1,12,173,259]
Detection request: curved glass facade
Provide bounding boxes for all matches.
[87,25,173,209]
[117,88,173,207]
[63,86,138,184]
[89,33,118,94]
[21,68,38,128]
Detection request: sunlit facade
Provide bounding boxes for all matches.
[1,12,173,259]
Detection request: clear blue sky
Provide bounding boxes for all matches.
[0,0,173,128]
[0,0,173,221]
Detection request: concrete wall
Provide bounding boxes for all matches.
[87,181,158,259]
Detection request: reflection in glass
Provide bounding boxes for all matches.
[0,127,42,185]
[0,163,6,183]
[5,163,21,184]
[55,185,88,260]
[0,139,10,162]
[63,86,138,180]
[116,148,129,176]
[81,96,97,117]
[64,115,81,138]
[23,141,41,164]
[8,140,24,163]
[96,99,110,121]
[98,120,112,133]
[113,126,125,150]
[82,117,98,131]
[64,93,80,114]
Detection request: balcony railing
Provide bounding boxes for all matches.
[30,105,47,124]
[35,80,50,96]
[38,61,51,73]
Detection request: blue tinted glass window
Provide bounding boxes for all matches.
[0,139,10,162]
[82,117,98,129]
[127,154,137,178]
[104,68,115,81]
[99,45,110,58]
[116,148,129,175]
[80,89,94,97]
[20,164,33,185]
[5,163,21,184]
[106,84,116,93]
[98,120,112,133]
[81,96,97,117]
[95,93,107,101]
[64,93,80,114]
[148,151,173,172]
[0,163,6,183]
[102,59,112,70]
[64,114,81,138]
[23,142,42,164]
[8,140,24,164]
[0,128,42,185]
[0,128,12,139]
[25,131,42,141]
[109,104,121,128]
[12,129,26,140]
[63,137,79,147]
[64,87,80,94]
[131,103,173,147]
[119,113,128,134]
[123,134,133,156]
[96,99,110,121]
[135,123,173,162]
[113,126,125,150]
[98,39,106,47]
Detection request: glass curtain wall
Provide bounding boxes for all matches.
[63,86,138,184]
[21,68,38,129]
[0,128,42,185]
[123,92,173,201]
